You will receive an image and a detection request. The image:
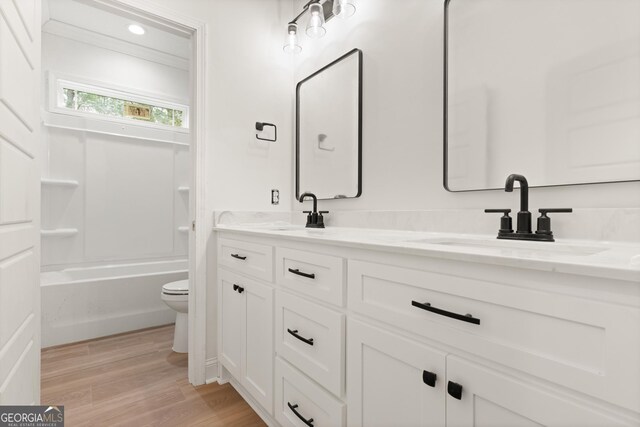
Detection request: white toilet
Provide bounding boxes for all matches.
[161,279,189,353]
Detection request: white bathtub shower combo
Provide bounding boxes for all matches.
[41,260,187,347]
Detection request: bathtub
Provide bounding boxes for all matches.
[41,260,188,348]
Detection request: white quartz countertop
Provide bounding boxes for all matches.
[214,223,640,283]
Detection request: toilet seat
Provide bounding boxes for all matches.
[162,279,189,295]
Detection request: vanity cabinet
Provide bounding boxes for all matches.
[215,229,640,427]
[218,269,274,412]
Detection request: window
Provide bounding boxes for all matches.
[56,79,188,129]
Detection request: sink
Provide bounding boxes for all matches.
[405,237,607,257]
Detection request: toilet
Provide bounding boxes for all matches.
[161,279,189,353]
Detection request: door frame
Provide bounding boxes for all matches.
[93,0,208,385]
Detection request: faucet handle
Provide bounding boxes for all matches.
[536,208,572,236]
[538,208,573,214]
[484,209,513,234]
[303,211,312,213]
[319,211,329,214]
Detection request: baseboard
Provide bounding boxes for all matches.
[205,357,218,384]
[228,376,279,427]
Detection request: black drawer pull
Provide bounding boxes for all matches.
[287,329,314,346]
[288,268,315,279]
[231,253,246,260]
[233,284,244,293]
[287,402,314,427]
[411,300,480,325]
[422,370,437,387]
[447,381,463,400]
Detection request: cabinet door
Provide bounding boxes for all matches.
[242,279,274,413]
[219,272,243,378]
[446,355,633,427]
[347,319,446,427]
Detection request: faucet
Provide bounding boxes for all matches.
[298,192,328,228]
[504,174,531,234]
[485,174,572,242]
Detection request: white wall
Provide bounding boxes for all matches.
[41,33,191,270]
[292,0,640,213]
[43,33,188,100]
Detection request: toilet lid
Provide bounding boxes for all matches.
[162,279,189,295]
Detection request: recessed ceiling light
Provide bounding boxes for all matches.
[128,24,145,35]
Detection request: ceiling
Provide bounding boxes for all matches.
[42,0,191,60]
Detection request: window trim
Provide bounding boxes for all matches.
[47,71,190,132]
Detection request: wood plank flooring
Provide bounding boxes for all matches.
[41,325,266,427]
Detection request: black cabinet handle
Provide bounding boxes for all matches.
[233,284,238,291]
[288,268,315,279]
[287,403,314,427]
[287,329,314,346]
[231,253,246,260]
[447,381,463,400]
[233,284,244,293]
[422,370,437,387]
[411,300,480,325]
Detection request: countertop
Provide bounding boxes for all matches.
[214,223,640,283]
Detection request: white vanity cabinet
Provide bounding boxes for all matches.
[215,228,640,427]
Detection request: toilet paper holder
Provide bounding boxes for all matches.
[256,122,277,142]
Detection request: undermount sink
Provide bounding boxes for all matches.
[406,237,607,257]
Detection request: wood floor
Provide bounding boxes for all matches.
[41,325,265,427]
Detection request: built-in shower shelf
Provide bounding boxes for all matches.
[177,186,190,193]
[41,228,79,238]
[41,178,79,188]
[178,226,190,233]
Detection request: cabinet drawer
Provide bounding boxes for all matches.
[276,247,344,306]
[276,291,345,397]
[275,357,345,427]
[218,237,273,282]
[348,260,640,412]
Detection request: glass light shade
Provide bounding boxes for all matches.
[283,23,302,54]
[306,3,326,38]
[332,0,356,18]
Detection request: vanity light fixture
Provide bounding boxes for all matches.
[283,23,302,54]
[284,0,356,54]
[127,24,145,35]
[306,2,327,38]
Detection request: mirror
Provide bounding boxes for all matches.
[445,0,640,191]
[297,48,362,200]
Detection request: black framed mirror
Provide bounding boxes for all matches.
[296,48,363,200]
[444,0,640,192]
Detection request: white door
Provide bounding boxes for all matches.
[347,319,446,427]
[241,279,273,413]
[446,355,633,427]
[0,0,42,405]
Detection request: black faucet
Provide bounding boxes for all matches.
[298,192,328,228]
[486,174,572,242]
[505,174,531,234]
